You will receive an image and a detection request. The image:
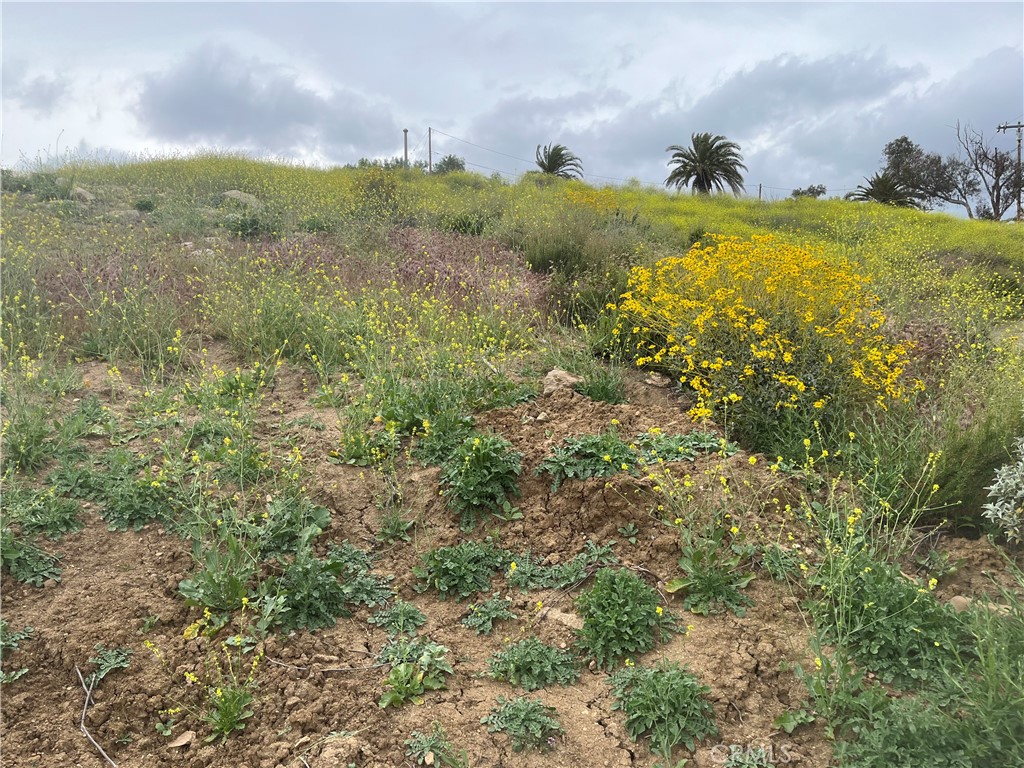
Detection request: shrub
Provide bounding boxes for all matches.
[613,234,920,458]
[982,435,1024,543]
[576,567,676,669]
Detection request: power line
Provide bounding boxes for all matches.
[430,128,535,165]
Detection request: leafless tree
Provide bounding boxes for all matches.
[955,122,1021,220]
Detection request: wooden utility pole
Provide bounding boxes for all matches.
[403,129,409,167]
[997,121,1024,221]
[428,127,433,173]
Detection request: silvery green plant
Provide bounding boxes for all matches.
[982,436,1024,544]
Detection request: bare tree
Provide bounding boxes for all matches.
[955,122,1021,220]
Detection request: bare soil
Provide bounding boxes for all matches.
[1,364,1018,768]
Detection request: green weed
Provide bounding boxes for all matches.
[609,660,718,759]
[482,696,563,753]
[487,636,580,691]
[576,567,676,670]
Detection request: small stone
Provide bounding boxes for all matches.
[168,730,195,748]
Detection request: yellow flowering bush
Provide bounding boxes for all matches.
[614,234,921,454]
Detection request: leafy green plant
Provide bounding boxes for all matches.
[198,644,262,742]
[370,601,427,638]
[576,567,676,670]
[810,552,969,687]
[574,364,627,404]
[376,505,414,543]
[618,522,640,545]
[487,636,580,691]
[482,696,564,753]
[609,660,718,759]
[2,403,56,472]
[462,595,517,634]
[0,620,34,684]
[257,496,330,556]
[377,638,453,708]
[3,486,82,539]
[666,523,756,616]
[101,470,177,531]
[0,527,61,585]
[405,722,470,768]
[414,540,511,600]
[761,543,802,581]
[327,541,393,608]
[440,432,522,529]
[506,541,618,591]
[536,430,633,491]
[179,535,257,612]
[536,429,736,491]
[272,549,352,631]
[87,644,133,685]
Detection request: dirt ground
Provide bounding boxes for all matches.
[1,364,1018,768]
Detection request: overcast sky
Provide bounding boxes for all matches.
[2,2,1022,199]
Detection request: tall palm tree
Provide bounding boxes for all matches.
[665,133,747,195]
[846,171,920,208]
[535,143,584,179]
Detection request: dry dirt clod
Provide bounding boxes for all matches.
[542,368,584,395]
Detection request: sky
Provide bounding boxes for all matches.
[2,2,1022,200]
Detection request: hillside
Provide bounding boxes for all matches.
[1,158,1022,768]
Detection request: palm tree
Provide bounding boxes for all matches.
[535,143,584,179]
[846,171,920,208]
[665,133,747,195]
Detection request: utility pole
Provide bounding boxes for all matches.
[428,127,432,173]
[403,129,408,167]
[997,121,1024,222]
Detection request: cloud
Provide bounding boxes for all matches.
[2,59,70,116]
[134,44,399,162]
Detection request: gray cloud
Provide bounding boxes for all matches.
[463,45,1021,197]
[134,44,399,161]
[2,59,70,116]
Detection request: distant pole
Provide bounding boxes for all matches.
[403,129,409,167]
[758,183,762,201]
[428,127,433,173]
[997,122,1023,221]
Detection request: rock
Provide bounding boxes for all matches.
[71,186,95,203]
[168,730,195,748]
[222,190,261,207]
[644,372,672,387]
[949,595,972,613]
[542,368,583,396]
